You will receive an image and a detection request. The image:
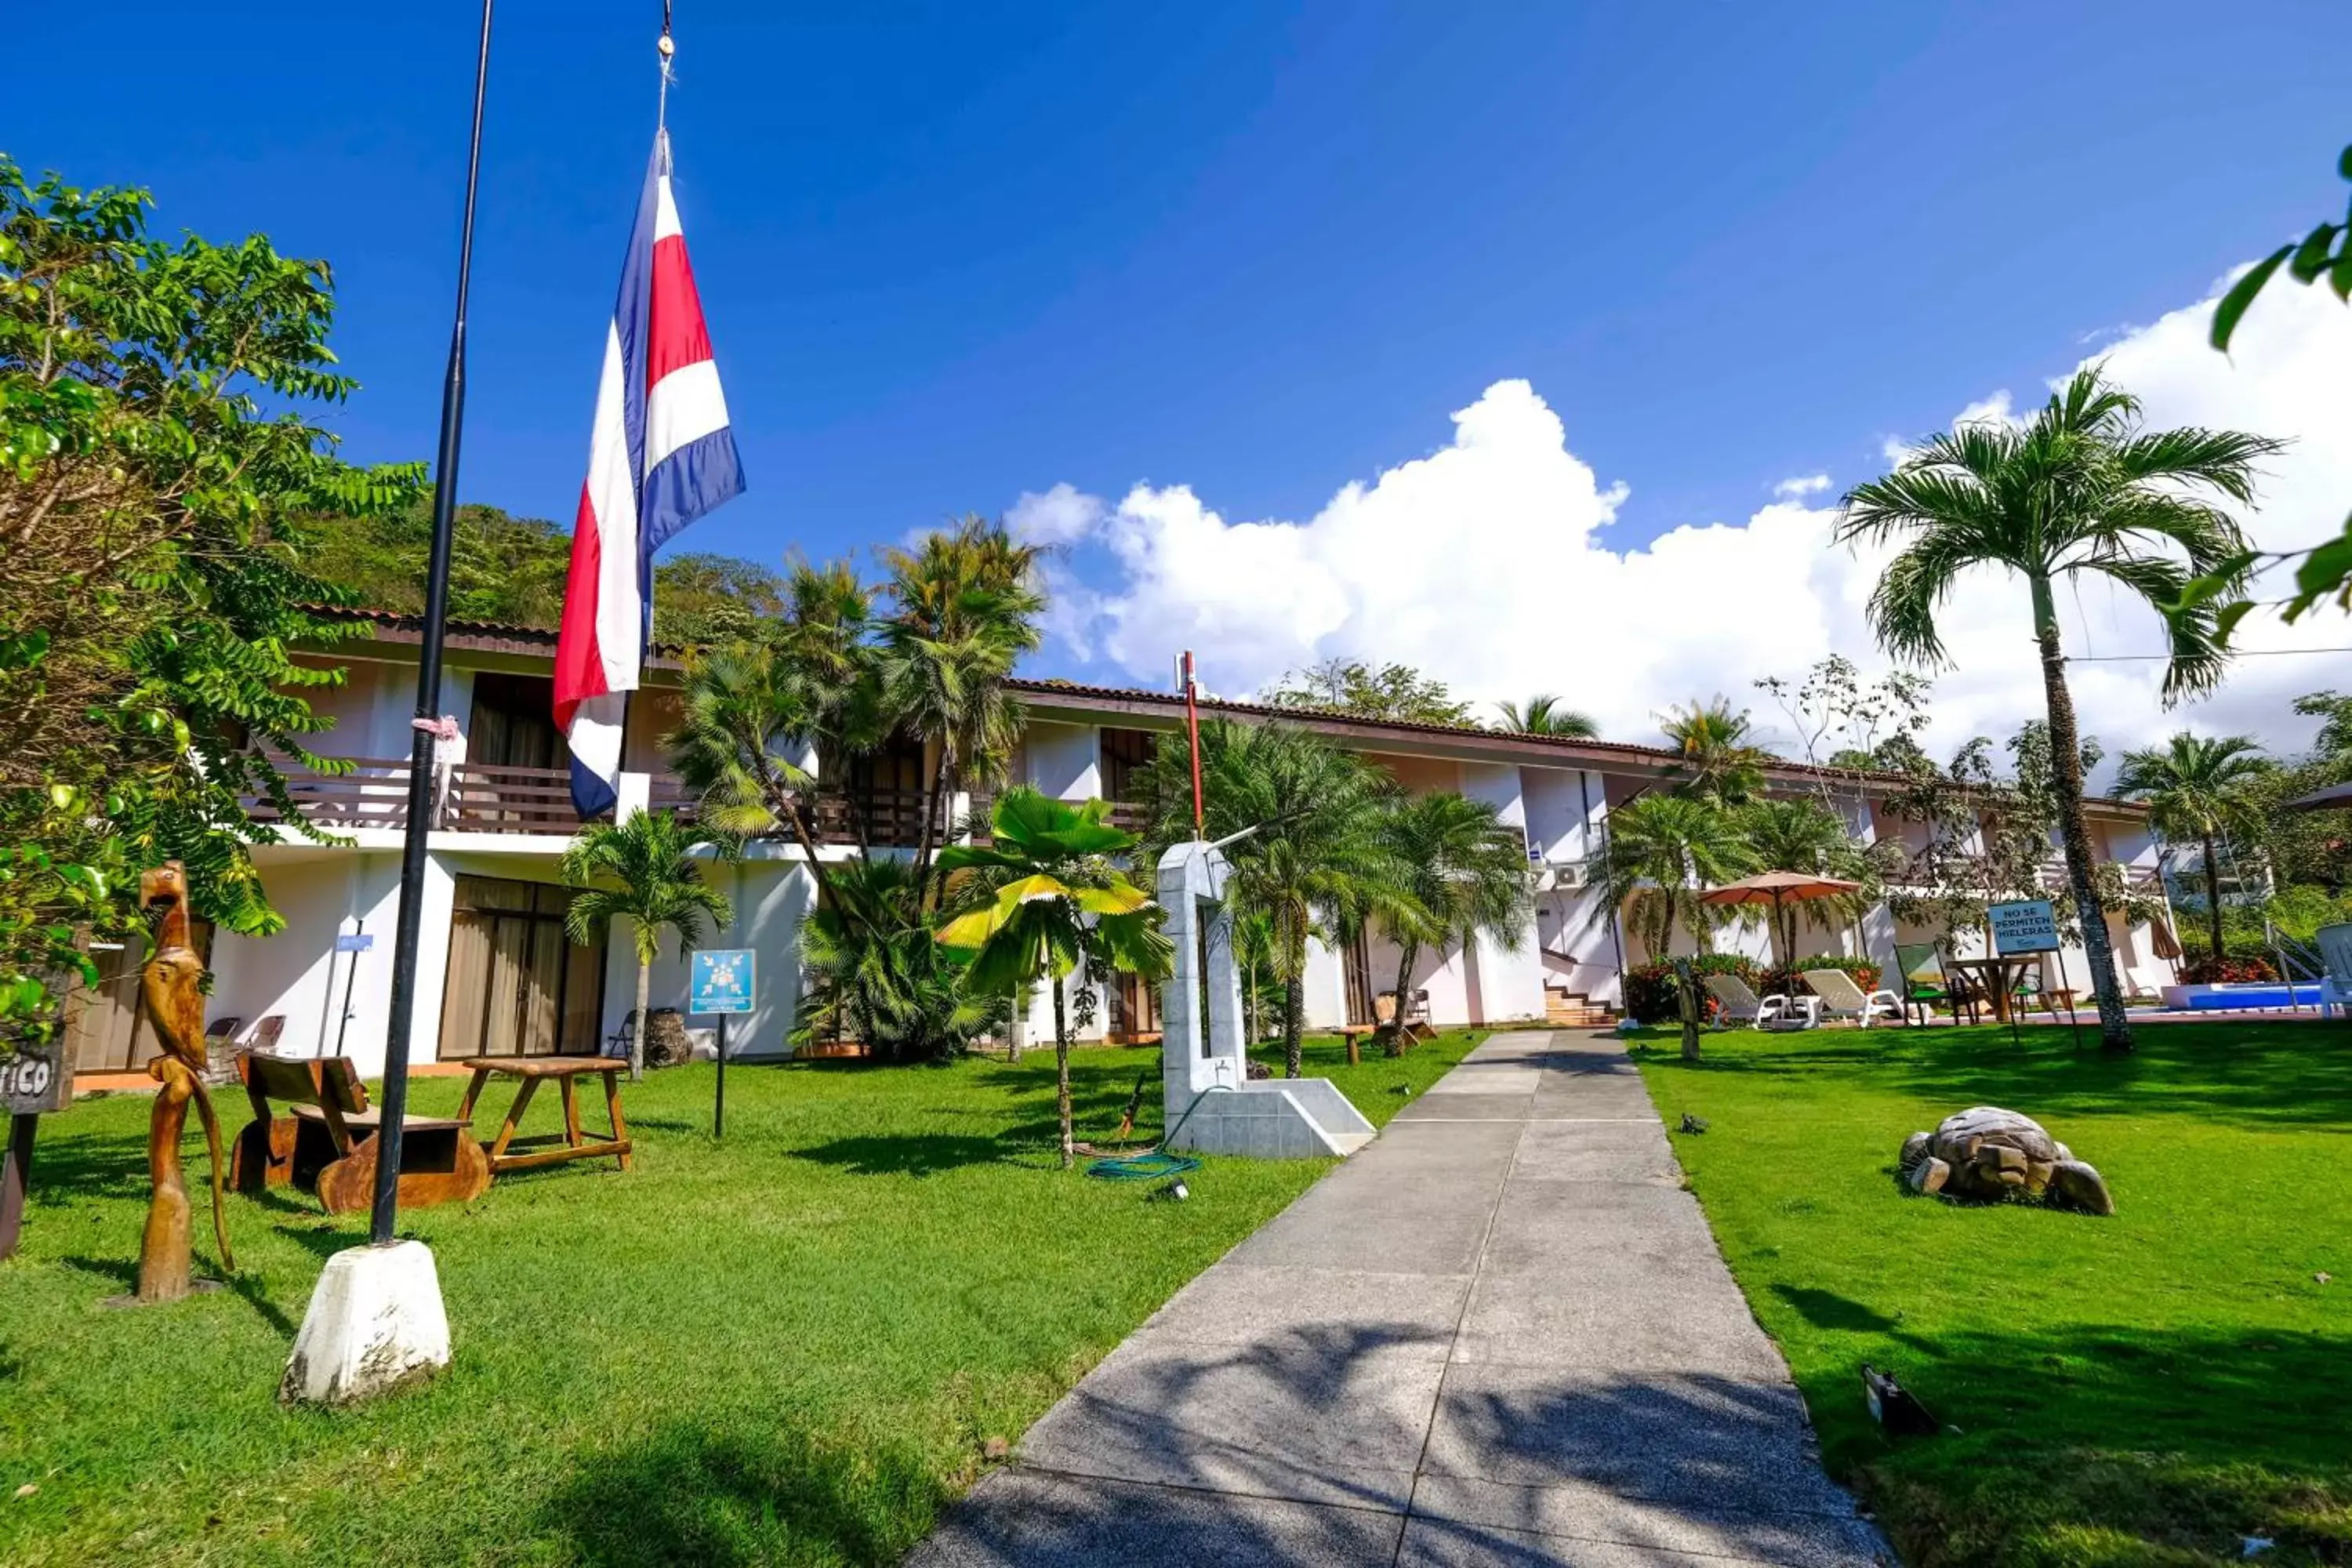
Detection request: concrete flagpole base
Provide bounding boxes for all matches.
[279,1240,452,1406]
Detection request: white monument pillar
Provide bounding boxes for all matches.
[1157,840,1374,1158]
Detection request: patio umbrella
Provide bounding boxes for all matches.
[1699,869,1865,993]
[2283,781,2352,812]
[2148,914,2183,963]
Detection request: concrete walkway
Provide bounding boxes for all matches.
[910,1032,1890,1566]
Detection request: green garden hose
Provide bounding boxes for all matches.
[1083,1083,1228,1182]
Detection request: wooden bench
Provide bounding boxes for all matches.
[232,1054,490,1215]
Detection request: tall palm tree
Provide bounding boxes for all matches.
[561,810,735,1080]
[879,516,1046,892]
[1839,365,2281,1053]
[937,788,1171,1167]
[1495,695,1599,739]
[1588,793,1755,959]
[1660,699,1772,805]
[1378,790,1533,1040]
[1132,720,1403,1078]
[1740,797,1875,964]
[2115,732,2270,964]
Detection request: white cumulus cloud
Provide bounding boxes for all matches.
[1024,274,2352,774]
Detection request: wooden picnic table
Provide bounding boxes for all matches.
[1946,956,2034,1024]
[456,1054,633,1176]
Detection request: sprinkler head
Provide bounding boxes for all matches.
[1156,1178,1190,1202]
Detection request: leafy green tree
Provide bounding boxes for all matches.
[937,789,1171,1167]
[1838,366,2280,1054]
[1132,720,1403,1077]
[1265,659,1475,726]
[1494,695,1599,738]
[1588,793,1755,960]
[1377,791,1531,1042]
[299,493,786,649]
[1,156,422,1047]
[2193,143,2352,634]
[2115,734,2270,964]
[1660,699,1773,805]
[561,810,735,1080]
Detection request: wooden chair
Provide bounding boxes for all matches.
[232,1054,490,1216]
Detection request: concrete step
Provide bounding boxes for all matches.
[1328,1131,1377,1156]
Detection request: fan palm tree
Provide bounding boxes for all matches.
[1132,720,1404,1077]
[1839,365,2281,1053]
[561,810,735,1080]
[1660,699,1772,805]
[1495,695,1599,739]
[1588,793,1755,958]
[2115,732,2270,964]
[879,516,1045,893]
[1377,790,1533,1042]
[937,788,1171,1167]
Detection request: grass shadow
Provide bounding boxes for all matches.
[1813,1321,2352,1565]
[789,1134,1014,1178]
[541,1417,946,1568]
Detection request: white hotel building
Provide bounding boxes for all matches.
[64,611,2181,1080]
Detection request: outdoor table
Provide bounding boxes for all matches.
[1945,956,2032,1024]
[455,1054,633,1176]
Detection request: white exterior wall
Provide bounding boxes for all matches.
[1457,763,1546,1025]
[600,852,815,1061]
[1025,721,1102,801]
[1526,768,1621,1007]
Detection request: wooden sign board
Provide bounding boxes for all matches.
[2,1043,72,1116]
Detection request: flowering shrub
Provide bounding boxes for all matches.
[2180,956,2279,985]
[1624,954,1761,1024]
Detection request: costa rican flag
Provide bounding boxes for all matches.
[554,128,744,818]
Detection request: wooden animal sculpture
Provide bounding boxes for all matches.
[136,862,234,1301]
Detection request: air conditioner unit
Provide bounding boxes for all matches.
[1543,860,1589,891]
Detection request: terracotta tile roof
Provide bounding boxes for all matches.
[306,608,2145,815]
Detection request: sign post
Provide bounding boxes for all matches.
[1,1029,74,1260]
[1987,898,2074,1050]
[690,949,755,1139]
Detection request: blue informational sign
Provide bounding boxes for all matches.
[691,949,756,1015]
[334,932,375,953]
[1988,899,2061,955]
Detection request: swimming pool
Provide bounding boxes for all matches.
[2163,982,2328,1011]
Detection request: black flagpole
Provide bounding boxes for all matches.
[371,0,495,1247]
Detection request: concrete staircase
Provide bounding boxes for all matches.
[1544,989,1619,1029]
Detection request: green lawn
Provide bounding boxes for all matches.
[0,1029,1479,1566]
[1632,1020,2352,1567]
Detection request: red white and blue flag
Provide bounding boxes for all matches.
[554,128,743,818]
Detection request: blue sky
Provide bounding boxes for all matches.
[14,2,2352,746]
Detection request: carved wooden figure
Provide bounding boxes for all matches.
[136,862,234,1301]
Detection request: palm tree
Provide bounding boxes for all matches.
[1740,797,1875,965]
[2114,733,2270,964]
[561,810,735,1080]
[1495,695,1599,739]
[1132,720,1403,1078]
[797,855,1007,1064]
[1378,790,1533,1042]
[1839,365,2281,1053]
[937,789,1171,1167]
[1660,699,1772,805]
[878,517,1045,894]
[1588,793,1755,959]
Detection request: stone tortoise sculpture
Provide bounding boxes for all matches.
[1898,1106,2114,1215]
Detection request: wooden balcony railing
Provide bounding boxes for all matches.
[243,755,416,829]
[250,757,1150,851]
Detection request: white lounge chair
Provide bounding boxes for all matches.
[2317,923,2352,1021]
[1802,967,1904,1028]
[1703,973,1818,1030]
